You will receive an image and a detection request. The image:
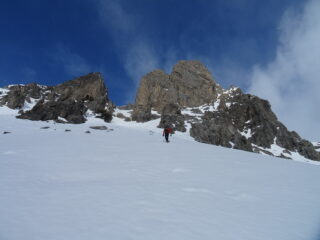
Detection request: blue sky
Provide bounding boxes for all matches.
[1,0,320,140]
[0,0,302,103]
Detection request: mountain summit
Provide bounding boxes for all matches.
[132,60,222,122]
[130,60,320,161]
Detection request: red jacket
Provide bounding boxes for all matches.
[163,128,172,135]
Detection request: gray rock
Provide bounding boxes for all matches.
[170,60,222,107]
[190,89,320,161]
[17,99,87,124]
[90,126,108,130]
[158,103,186,132]
[116,113,126,119]
[0,83,43,109]
[132,60,222,122]
[1,73,114,124]
[124,117,132,122]
[132,104,152,122]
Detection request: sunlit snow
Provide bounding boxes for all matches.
[1,106,320,240]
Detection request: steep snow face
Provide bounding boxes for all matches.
[1,107,320,240]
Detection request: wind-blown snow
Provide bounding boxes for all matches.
[1,107,320,240]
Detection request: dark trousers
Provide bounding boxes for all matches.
[165,133,169,142]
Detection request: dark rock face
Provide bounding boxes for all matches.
[132,60,221,122]
[0,72,114,123]
[158,103,186,132]
[132,104,153,122]
[190,87,320,161]
[89,126,108,130]
[53,73,109,114]
[17,99,87,123]
[190,111,253,152]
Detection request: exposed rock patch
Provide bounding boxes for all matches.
[0,72,114,123]
[89,126,108,130]
[116,113,126,119]
[190,87,320,161]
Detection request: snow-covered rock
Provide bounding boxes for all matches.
[0,73,114,124]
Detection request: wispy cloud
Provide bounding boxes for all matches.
[249,0,320,140]
[97,0,178,101]
[53,44,92,77]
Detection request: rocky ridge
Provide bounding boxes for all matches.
[132,60,222,122]
[1,61,319,161]
[131,60,320,161]
[0,72,114,123]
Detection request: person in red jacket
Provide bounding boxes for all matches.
[163,126,173,143]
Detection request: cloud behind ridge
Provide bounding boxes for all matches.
[249,0,320,141]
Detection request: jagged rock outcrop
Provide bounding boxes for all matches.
[132,60,222,122]
[0,72,114,123]
[170,60,222,106]
[131,60,320,161]
[189,87,320,161]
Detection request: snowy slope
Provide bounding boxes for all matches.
[1,106,320,240]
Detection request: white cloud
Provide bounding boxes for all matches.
[98,0,160,80]
[54,45,92,77]
[249,0,320,141]
[97,0,179,102]
[123,41,160,83]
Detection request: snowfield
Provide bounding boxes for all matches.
[1,107,320,240]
